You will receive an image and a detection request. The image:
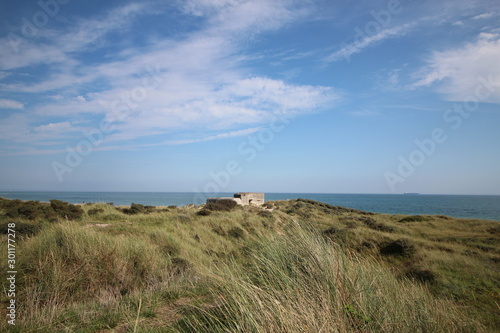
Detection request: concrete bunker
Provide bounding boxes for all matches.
[206,192,265,206]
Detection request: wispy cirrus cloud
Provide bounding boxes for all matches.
[472,12,496,20]
[163,127,263,145]
[0,71,11,80]
[0,0,337,155]
[411,33,500,103]
[0,2,150,70]
[0,98,23,109]
[326,23,415,63]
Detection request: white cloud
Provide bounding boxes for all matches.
[181,0,242,17]
[0,72,96,93]
[349,109,379,117]
[0,114,30,144]
[326,23,414,62]
[163,127,262,145]
[49,95,64,101]
[0,3,149,71]
[472,13,495,20]
[0,99,24,109]
[209,0,304,35]
[0,0,337,154]
[33,122,74,133]
[181,0,306,34]
[411,33,500,103]
[93,75,337,144]
[0,71,11,80]
[223,77,336,111]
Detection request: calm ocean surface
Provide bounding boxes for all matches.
[0,192,499,221]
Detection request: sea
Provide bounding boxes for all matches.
[1,192,499,221]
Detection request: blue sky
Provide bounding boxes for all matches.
[0,0,499,195]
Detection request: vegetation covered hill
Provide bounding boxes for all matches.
[0,197,499,332]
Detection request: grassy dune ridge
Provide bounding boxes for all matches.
[0,197,498,332]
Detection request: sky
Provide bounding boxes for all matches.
[0,0,499,195]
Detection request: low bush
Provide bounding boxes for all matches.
[205,199,237,212]
[323,226,341,236]
[227,227,245,239]
[360,216,395,232]
[257,210,273,219]
[0,198,84,221]
[487,226,500,235]
[296,198,367,215]
[212,226,226,236]
[380,238,417,257]
[50,200,84,220]
[262,202,274,209]
[196,209,212,216]
[407,268,436,284]
[0,221,42,236]
[87,208,105,216]
[322,226,351,246]
[399,215,428,223]
[121,203,156,215]
[1,199,56,221]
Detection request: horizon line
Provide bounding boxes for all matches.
[1,190,499,196]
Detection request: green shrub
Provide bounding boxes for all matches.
[121,203,156,215]
[399,215,428,223]
[360,216,395,232]
[87,208,105,216]
[407,268,436,283]
[0,199,57,221]
[196,209,212,216]
[227,227,245,239]
[323,226,341,236]
[0,221,42,236]
[262,202,274,209]
[322,226,351,245]
[295,198,366,215]
[257,210,273,218]
[380,238,417,257]
[50,200,84,220]
[212,226,226,236]
[16,201,46,220]
[205,199,237,211]
[487,226,500,235]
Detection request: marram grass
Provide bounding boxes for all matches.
[0,198,498,332]
[175,222,484,332]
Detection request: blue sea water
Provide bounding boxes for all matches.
[0,192,499,221]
